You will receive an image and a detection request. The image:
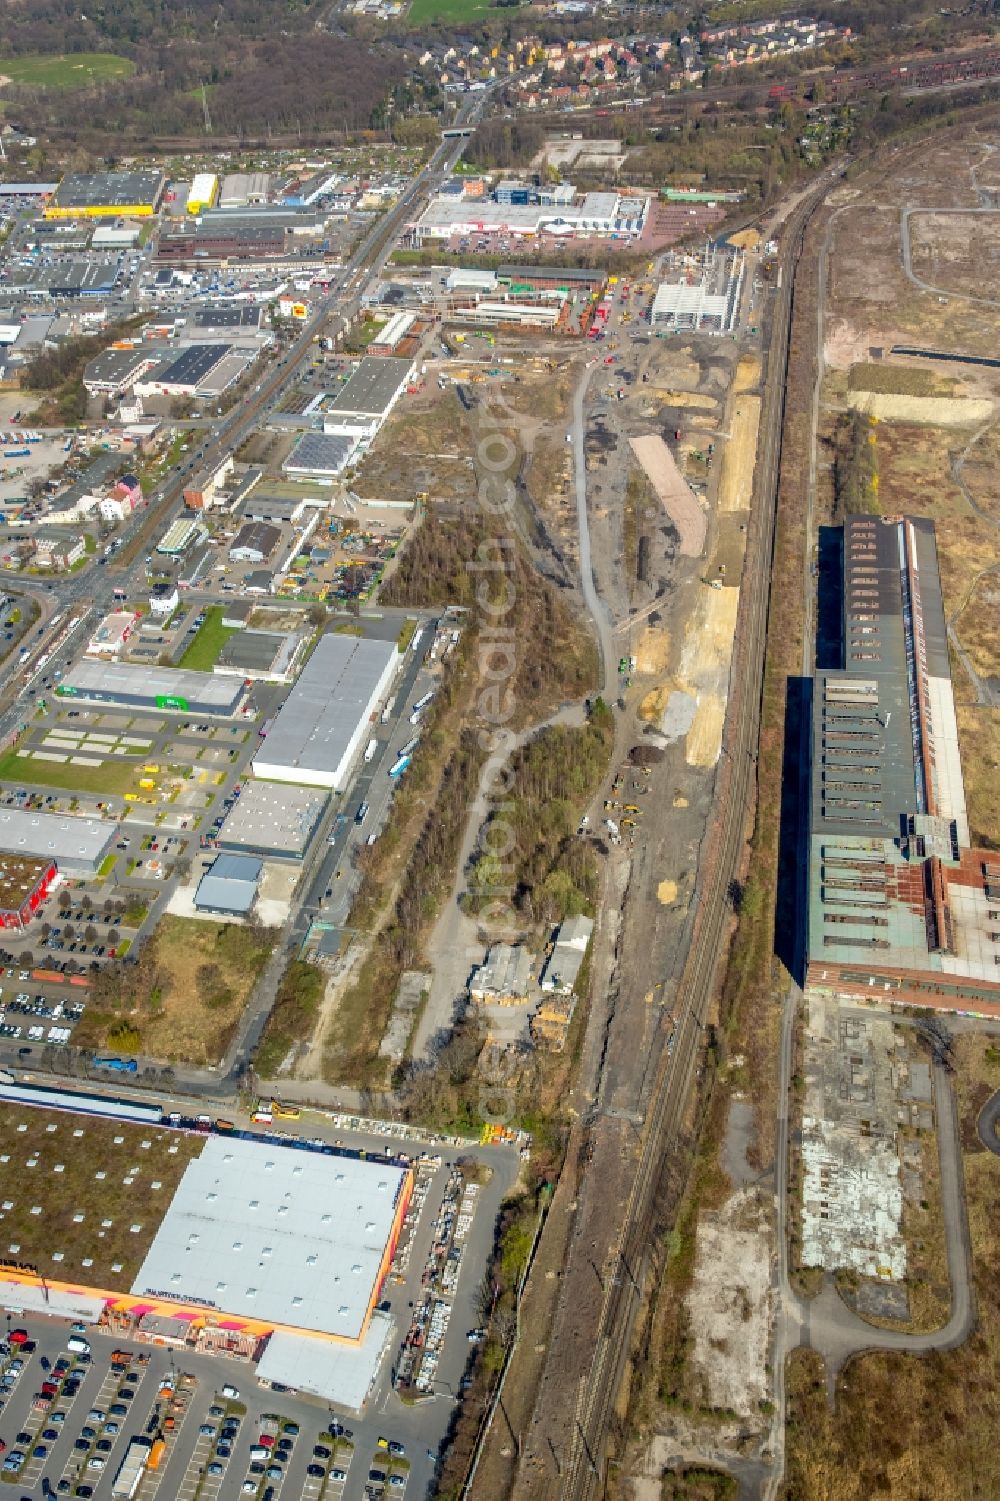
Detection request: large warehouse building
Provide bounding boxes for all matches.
[57,661,244,716]
[806,515,1000,1017]
[131,1137,411,1344]
[320,355,413,444]
[252,634,399,790]
[0,809,117,879]
[44,170,166,219]
[218,781,327,861]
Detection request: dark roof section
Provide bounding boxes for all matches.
[155,343,229,388]
[193,305,263,329]
[52,170,165,211]
[229,521,281,560]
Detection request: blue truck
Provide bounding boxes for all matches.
[93,1056,138,1074]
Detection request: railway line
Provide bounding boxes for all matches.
[557,177,831,1501]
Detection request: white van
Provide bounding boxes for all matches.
[67,1336,90,1354]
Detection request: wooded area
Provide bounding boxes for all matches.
[467,700,614,925]
[0,2,404,139]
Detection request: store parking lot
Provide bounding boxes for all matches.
[0,1320,384,1500]
[0,1102,519,1500]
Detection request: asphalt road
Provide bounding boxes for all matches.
[976,1086,1000,1154]
[570,363,614,695]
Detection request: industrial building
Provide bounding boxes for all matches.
[192,305,264,333]
[409,190,648,243]
[157,517,206,556]
[470,944,534,1004]
[186,173,219,215]
[219,172,271,208]
[215,629,304,684]
[57,660,243,716]
[5,257,124,300]
[282,431,358,481]
[240,493,310,526]
[320,355,413,443]
[540,914,594,993]
[229,521,281,564]
[82,347,158,398]
[369,310,416,354]
[283,169,341,207]
[130,1135,412,1344]
[805,515,1000,1016]
[193,853,262,917]
[0,809,116,879]
[651,248,745,335]
[218,781,327,861]
[252,633,399,790]
[44,170,166,219]
[134,343,232,400]
[453,301,562,331]
[0,855,57,930]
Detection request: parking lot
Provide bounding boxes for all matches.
[0,1307,428,1499]
[0,1097,519,1500]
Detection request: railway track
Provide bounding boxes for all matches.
[558,179,829,1500]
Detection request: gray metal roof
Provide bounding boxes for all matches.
[229,522,281,561]
[218,781,327,858]
[216,629,299,676]
[194,853,262,914]
[283,432,357,475]
[130,1136,409,1340]
[325,355,411,419]
[52,170,165,210]
[253,634,397,785]
[83,348,151,389]
[255,1318,392,1411]
[58,658,242,711]
[155,343,229,388]
[807,515,979,985]
[0,809,115,869]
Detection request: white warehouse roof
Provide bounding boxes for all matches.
[131,1136,410,1342]
[252,634,398,790]
[256,1317,393,1411]
[0,809,116,874]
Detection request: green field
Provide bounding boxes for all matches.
[0,52,134,90]
[405,0,491,21]
[0,746,136,796]
[178,606,238,671]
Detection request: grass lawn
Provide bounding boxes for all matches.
[0,1103,203,1289]
[178,606,238,670]
[0,745,143,796]
[0,52,134,89]
[406,0,491,19]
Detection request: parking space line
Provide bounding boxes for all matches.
[136,1371,196,1500]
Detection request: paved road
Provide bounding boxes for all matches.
[787,1052,976,1375]
[976,1086,1000,1154]
[900,202,1000,307]
[571,363,615,696]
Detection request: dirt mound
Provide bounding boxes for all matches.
[847,391,993,426]
[629,435,707,558]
